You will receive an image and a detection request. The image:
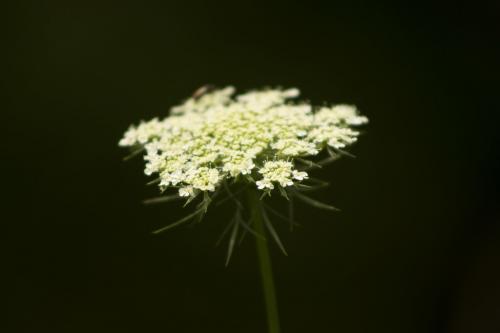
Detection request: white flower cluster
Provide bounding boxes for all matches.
[119,87,368,197]
[256,161,308,190]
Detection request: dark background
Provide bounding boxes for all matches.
[5,1,500,332]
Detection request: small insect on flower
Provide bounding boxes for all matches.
[119,86,368,260]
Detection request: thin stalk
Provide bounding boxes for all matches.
[247,189,281,333]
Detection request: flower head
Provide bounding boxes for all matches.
[119,87,368,198]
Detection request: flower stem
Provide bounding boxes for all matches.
[247,189,281,333]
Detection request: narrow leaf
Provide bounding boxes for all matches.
[294,179,329,192]
[261,208,288,256]
[225,219,240,266]
[237,227,248,245]
[296,158,322,169]
[294,184,318,191]
[215,185,248,207]
[300,154,340,171]
[152,208,203,234]
[278,186,289,200]
[123,147,145,161]
[291,190,340,212]
[237,215,266,241]
[288,196,295,231]
[305,177,330,188]
[316,155,341,167]
[197,192,212,212]
[263,203,300,227]
[146,178,161,186]
[260,191,270,200]
[183,192,200,207]
[143,194,182,205]
[223,181,244,209]
[215,218,234,247]
[329,146,355,158]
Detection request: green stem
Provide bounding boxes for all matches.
[247,189,281,333]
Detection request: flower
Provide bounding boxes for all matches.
[256,161,307,190]
[119,86,368,198]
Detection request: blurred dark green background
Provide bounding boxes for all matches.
[5,1,500,332]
